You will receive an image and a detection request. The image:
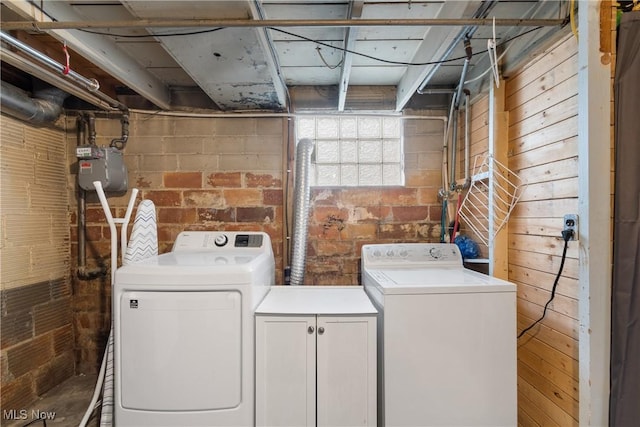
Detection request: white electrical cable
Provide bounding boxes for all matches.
[487,17,501,88]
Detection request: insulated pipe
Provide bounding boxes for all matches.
[1,33,128,113]
[289,138,315,286]
[1,31,99,92]
[0,80,67,124]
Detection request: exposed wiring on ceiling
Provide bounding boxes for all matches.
[78,27,226,38]
[75,24,548,67]
[315,47,344,69]
[269,26,547,67]
[24,0,553,68]
[463,41,512,85]
[569,0,578,41]
[486,17,501,88]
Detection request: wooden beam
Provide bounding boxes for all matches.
[577,1,612,425]
[489,79,509,280]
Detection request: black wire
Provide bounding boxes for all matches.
[517,231,572,339]
[268,25,547,66]
[25,0,554,66]
[75,24,545,67]
[78,27,226,38]
[21,418,46,427]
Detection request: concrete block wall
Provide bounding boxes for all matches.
[67,110,446,370]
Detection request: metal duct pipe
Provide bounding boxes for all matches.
[0,80,68,124]
[289,138,315,286]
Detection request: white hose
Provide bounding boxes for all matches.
[79,182,137,427]
[78,331,109,427]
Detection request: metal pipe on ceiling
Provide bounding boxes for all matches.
[1,32,126,112]
[1,17,565,31]
[1,31,99,92]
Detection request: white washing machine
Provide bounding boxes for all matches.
[362,243,517,427]
[114,231,275,426]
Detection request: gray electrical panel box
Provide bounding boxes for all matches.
[77,146,128,191]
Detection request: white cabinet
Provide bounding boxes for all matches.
[255,287,377,427]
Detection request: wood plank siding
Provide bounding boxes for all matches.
[506,34,580,426]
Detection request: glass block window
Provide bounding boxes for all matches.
[296,115,404,187]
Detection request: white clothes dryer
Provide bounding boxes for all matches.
[362,243,517,427]
[114,231,274,426]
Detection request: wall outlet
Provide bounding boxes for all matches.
[563,214,578,240]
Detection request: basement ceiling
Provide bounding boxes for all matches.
[0,0,569,112]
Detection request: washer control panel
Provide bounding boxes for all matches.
[362,243,463,268]
[172,231,265,251]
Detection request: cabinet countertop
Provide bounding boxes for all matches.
[256,286,377,315]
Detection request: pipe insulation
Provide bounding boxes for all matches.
[289,138,315,286]
[1,31,99,92]
[0,80,68,124]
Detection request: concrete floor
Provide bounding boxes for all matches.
[3,375,100,427]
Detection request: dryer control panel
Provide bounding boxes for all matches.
[172,231,266,251]
[362,243,463,268]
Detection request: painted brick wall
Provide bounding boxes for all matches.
[67,110,446,370]
[67,113,286,372]
[1,115,74,412]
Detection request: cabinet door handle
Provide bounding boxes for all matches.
[308,326,315,334]
[318,326,325,335]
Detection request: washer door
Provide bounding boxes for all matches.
[119,291,242,411]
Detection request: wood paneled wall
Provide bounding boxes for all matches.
[506,34,580,426]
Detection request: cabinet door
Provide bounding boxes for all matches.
[317,316,377,427]
[255,315,316,427]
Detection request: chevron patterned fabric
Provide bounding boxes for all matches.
[101,199,158,426]
[123,199,158,265]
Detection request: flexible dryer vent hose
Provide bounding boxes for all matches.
[289,138,315,286]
